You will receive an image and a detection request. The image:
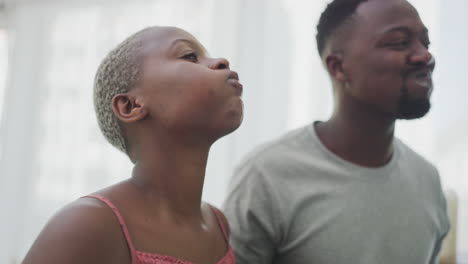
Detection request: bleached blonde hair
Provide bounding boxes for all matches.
[93,27,154,154]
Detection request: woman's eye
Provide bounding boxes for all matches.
[181,52,198,62]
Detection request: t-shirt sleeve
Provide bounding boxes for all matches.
[222,161,283,264]
[429,172,451,264]
[429,211,450,264]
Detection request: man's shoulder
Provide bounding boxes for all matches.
[394,137,437,172]
[238,125,314,169]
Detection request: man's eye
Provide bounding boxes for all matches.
[388,40,409,49]
[181,52,198,62]
[422,40,431,49]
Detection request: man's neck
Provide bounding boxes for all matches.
[315,113,396,168]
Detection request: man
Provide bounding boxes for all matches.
[222,0,450,263]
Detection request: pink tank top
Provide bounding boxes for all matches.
[84,195,235,264]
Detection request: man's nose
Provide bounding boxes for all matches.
[409,46,435,70]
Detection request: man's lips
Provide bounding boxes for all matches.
[412,78,432,89]
[406,68,433,88]
[406,66,432,79]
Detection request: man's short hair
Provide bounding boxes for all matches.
[93,27,153,154]
[316,0,370,57]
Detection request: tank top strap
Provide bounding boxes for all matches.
[82,195,137,262]
[208,204,229,242]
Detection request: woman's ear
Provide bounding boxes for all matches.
[325,53,348,83]
[112,93,148,123]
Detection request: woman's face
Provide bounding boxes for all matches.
[134,27,243,141]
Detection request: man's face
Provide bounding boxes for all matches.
[340,0,435,119]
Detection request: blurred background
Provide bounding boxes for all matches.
[0,0,467,263]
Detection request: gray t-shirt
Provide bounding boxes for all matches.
[223,123,450,264]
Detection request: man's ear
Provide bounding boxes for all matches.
[325,53,348,83]
[111,93,148,123]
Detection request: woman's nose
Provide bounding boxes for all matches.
[209,57,230,70]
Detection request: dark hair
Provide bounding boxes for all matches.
[316,0,370,57]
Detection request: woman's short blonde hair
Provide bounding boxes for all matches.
[93,27,153,154]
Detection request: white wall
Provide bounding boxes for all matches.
[0,0,466,262]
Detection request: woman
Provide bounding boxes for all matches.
[23,26,243,264]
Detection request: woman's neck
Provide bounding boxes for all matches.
[130,137,211,222]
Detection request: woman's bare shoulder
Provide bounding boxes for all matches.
[202,202,230,237]
[22,197,130,264]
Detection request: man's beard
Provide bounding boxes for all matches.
[396,86,431,120]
